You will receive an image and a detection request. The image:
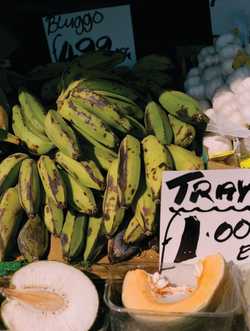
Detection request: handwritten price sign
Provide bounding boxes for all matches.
[42,5,136,65]
[160,169,250,270]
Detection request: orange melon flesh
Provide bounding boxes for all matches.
[122,254,225,314]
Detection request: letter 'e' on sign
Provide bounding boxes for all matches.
[159,169,250,270]
[42,5,136,65]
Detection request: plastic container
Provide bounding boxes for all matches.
[104,262,245,331]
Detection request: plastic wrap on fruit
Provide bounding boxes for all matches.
[203,133,233,159]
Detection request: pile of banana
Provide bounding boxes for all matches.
[0,53,209,266]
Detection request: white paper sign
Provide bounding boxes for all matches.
[159,169,250,271]
[209,0,250,39]
[42,5,136,66]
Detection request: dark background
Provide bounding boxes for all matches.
[0,0,213,72]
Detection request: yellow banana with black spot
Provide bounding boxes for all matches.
[44,195,64,236]
[17,158,42,217]
[142,135,174,200]
[117,135,141,207]
[44,109,80,160]
[0,186,24,261]
[55,151,105,191]
[12,105,54,155]
[102,158,125,237]
[37,155,67,209]
[0,152,28,195]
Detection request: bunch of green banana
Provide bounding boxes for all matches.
[0,50,209,267]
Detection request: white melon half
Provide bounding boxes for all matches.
[1,261,99,331]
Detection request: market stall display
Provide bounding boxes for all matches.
[0,28,250,329]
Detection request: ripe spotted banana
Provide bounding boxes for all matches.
[55,151,105,191]
[60,210,76,259]
[83,216,106,264]
[75,129,117,171]
[0,152,28,195]
[37,155,67,209]
[117,135,141,207]
[60,169,97,215]
[159,90,209,129]
[75,78,140,102]
[166,144,205,170]
[168,114,196,147]
[144,101,173,145]
[102,158,125,237]
[17,158,42,217]
[0,186,24,261]
[18,88,46,134]
[12,105,54,155]
[142,135,174,200]
[61,210,88,261]
[44,109,80,160]
[104,94,144,120]
[44,195,64,236]
[70,90,133,133]
[123,216,145,244]
[133,187,157,235]
[58,98,119,149]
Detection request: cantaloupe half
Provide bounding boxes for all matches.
[122,254,226,315]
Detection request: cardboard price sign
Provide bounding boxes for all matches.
[159,169,250,271]
[42,5,136,65]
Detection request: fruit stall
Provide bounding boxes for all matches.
[1,1,250,330]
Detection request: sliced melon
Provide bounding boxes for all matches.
[1,261,99,331]
[122,254,226,315]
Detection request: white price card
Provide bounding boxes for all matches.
[42,4,136,66]
[159,169,250,270]
[210,0,250,40]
